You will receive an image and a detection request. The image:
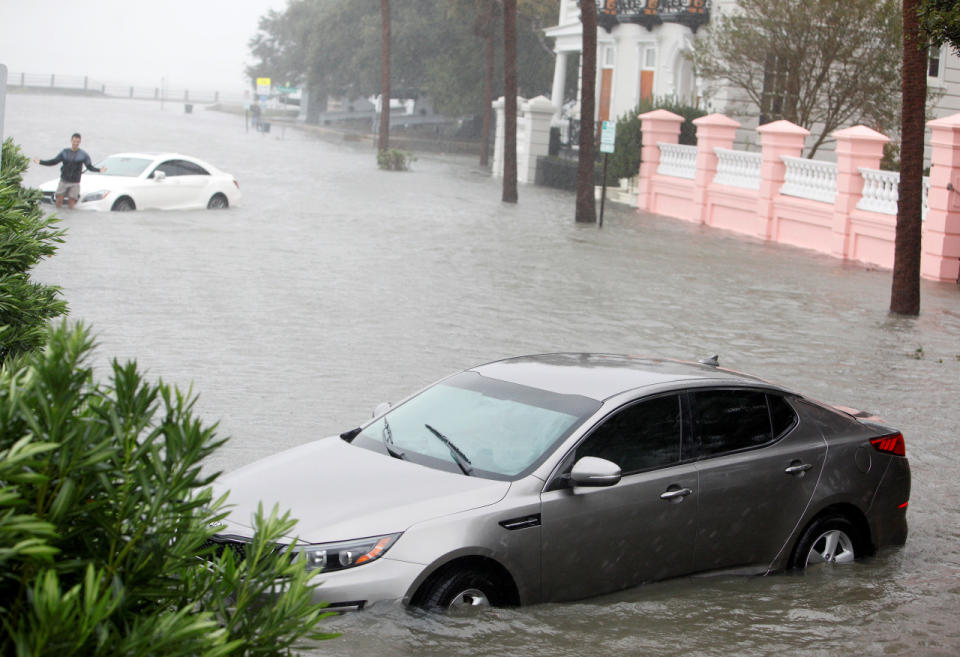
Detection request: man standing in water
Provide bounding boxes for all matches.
[34,133,104,208]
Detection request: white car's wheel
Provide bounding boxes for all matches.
[207,193,229,209]
[111,197,136,211]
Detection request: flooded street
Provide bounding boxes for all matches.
[8,94,960,655]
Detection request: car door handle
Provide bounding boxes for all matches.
[659,487,693,501]
[785,463,813,475]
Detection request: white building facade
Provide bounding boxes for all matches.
[546,0,960,153]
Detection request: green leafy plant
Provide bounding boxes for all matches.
[0,322,337,656]
[377,148,416,171]
[0,138,68,366]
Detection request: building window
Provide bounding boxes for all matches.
[928,45,944,81]
[645,48,656,68]
[603,46,616,68]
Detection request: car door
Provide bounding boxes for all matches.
[539,394,698,602]
[689,389,826,573]
[166,159,212,208]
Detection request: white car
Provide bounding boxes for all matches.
[39,152,240,211]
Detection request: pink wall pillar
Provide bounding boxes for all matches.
[756,121,809,240]
[692,113,740,224]
[922,113,960,282]
[637,109,684,212]
[831,126,889,259]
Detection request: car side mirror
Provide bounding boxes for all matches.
[154,171,166,181]
[570,456,621,487]
[372,401,391,418]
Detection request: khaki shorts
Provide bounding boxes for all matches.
[56,180,81,200]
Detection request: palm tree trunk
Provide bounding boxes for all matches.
[576,0,598,223]
[378,0,391,153]
[502,0,518,203]
[891,0,926,315]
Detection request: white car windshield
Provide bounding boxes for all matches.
[96,156,153,177]
[359,372,599,479]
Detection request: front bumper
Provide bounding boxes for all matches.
[307,557,426,610]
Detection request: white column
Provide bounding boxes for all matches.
[492,96,506,178]
[550,51,568,115]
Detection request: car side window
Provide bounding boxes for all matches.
[176,160,210,175]
[152,160,210,177]
[573,395,682,474]
[693,389,795,457]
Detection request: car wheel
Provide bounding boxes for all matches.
[789,515,862,569]
[207,193,229,209]
[111,197,136,212]
[418,568,503,610]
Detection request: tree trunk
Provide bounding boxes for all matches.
[502,0,518,203]
[378,0,391,153]
[479,0,495,168]
[575,0,597,223]
[891,0,926,315]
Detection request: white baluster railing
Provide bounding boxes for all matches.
[714,147,762,189]
[657,143,697,180]
[780,156,837,203]
[857,168,899,214]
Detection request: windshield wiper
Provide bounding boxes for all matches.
[424,423,473,476]
[382,418,405,460]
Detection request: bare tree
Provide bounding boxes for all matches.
[691,0,901,157]
[378,0,391,154]
[502,0,518,203]
[890,0,927,315]
[575,0,597,223]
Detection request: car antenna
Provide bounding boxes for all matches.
[698,354,720,367]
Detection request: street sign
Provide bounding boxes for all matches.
[256,77,271,95]
[276,86,299,94]
[600,120,616,153]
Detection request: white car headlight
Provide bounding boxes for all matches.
[81,190,111,202]
[287,533,400,572]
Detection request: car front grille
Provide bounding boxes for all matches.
[201,535,253,563]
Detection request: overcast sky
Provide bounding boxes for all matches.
[1,0,288,93]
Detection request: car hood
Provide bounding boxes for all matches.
[39,173,129,192]
[213,436,511,543]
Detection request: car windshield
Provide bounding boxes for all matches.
[96,156,153,177]
[358,371,599,479]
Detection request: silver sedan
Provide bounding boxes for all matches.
[211,354,910,610]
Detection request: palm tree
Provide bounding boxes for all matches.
[575,0,598,223]
[502,0,518,203]
[890,0,926,314]
[378,0,391,154]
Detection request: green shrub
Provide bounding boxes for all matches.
[0,322,337,656]
[377,148,416,171]
[0,138,68,366]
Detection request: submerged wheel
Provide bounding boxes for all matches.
[418,568,504,610]
[207,193,229,209]
[789,515,862,569]
[111,196,136,211]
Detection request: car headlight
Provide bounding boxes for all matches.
[287,533,400,572]
[81,190,111,202]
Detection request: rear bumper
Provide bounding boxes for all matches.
[867,457,911,549]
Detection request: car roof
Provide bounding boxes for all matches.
[470,353,784,401]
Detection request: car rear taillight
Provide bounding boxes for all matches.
[233,179,240,189]
[870,433,906,456]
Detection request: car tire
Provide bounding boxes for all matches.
[207,193,229,209]
[418,568,504,610]
[789,515,863,569]
[111,197,136,212]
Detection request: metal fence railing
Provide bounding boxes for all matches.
[8,72,247,105]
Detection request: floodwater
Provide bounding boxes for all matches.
[7,94,960,656]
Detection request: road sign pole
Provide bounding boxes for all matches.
[599,153,608,228]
